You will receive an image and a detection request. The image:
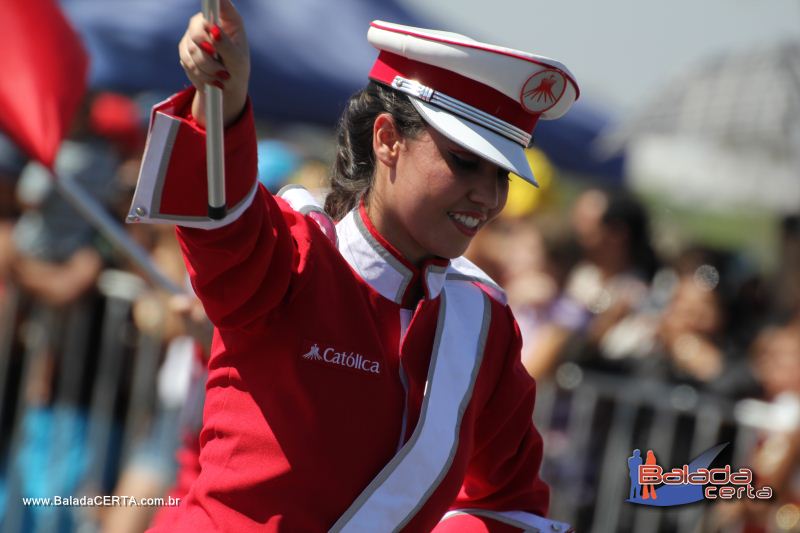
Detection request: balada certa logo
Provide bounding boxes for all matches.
[302,342,381,375]
[626,443,772,506]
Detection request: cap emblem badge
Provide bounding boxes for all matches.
[520,70,566,113]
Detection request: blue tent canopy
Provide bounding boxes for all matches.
[60,0,623,182]
[61,0,427,124]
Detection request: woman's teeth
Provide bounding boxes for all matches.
[448,213,480,228]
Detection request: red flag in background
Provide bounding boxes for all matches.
[0,0,88,169]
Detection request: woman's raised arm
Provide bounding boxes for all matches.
[127,0,311,330]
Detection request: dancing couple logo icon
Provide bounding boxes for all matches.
[626,443,773,506]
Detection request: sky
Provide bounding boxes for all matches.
[403,0,800,116]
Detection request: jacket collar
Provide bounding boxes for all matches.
[336,203,450,307]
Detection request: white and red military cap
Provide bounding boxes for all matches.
[367,21,579,186]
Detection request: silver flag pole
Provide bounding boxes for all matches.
[202,0,226,220]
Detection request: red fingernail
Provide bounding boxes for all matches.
[212,80,225,90]
[198,41,216,56]
[210,24,222,41]
[216,70,230,80]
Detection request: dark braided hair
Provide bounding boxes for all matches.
[324,81,426,221]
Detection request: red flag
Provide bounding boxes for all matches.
[0,0,89,169]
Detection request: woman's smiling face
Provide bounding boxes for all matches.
[367,115,511,264]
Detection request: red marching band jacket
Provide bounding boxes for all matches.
[129,88,571,533]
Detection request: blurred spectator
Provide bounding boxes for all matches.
[9,94,121,306]
[568,187,658,302]
[634,247,761,397]
[0,133,26,219]
[584,245,763,398]
[773,214,800,322]
[560,187,659,368]
[501,216,584,379]
[709,322,800,531]
[0,133,27,300]
[658,263,726,382]
[751,322,800,402]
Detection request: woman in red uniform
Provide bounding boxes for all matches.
[129,1,579,530]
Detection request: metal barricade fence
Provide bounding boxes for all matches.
[0,269,164,533]
[536,363,761,533]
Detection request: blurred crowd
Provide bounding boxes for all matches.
[0,91,798,532]
[473,185,799,400]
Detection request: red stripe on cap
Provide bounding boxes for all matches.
[370,21,580,100]
[369,51,539,134]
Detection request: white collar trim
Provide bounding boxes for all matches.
[335,208,506,306]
